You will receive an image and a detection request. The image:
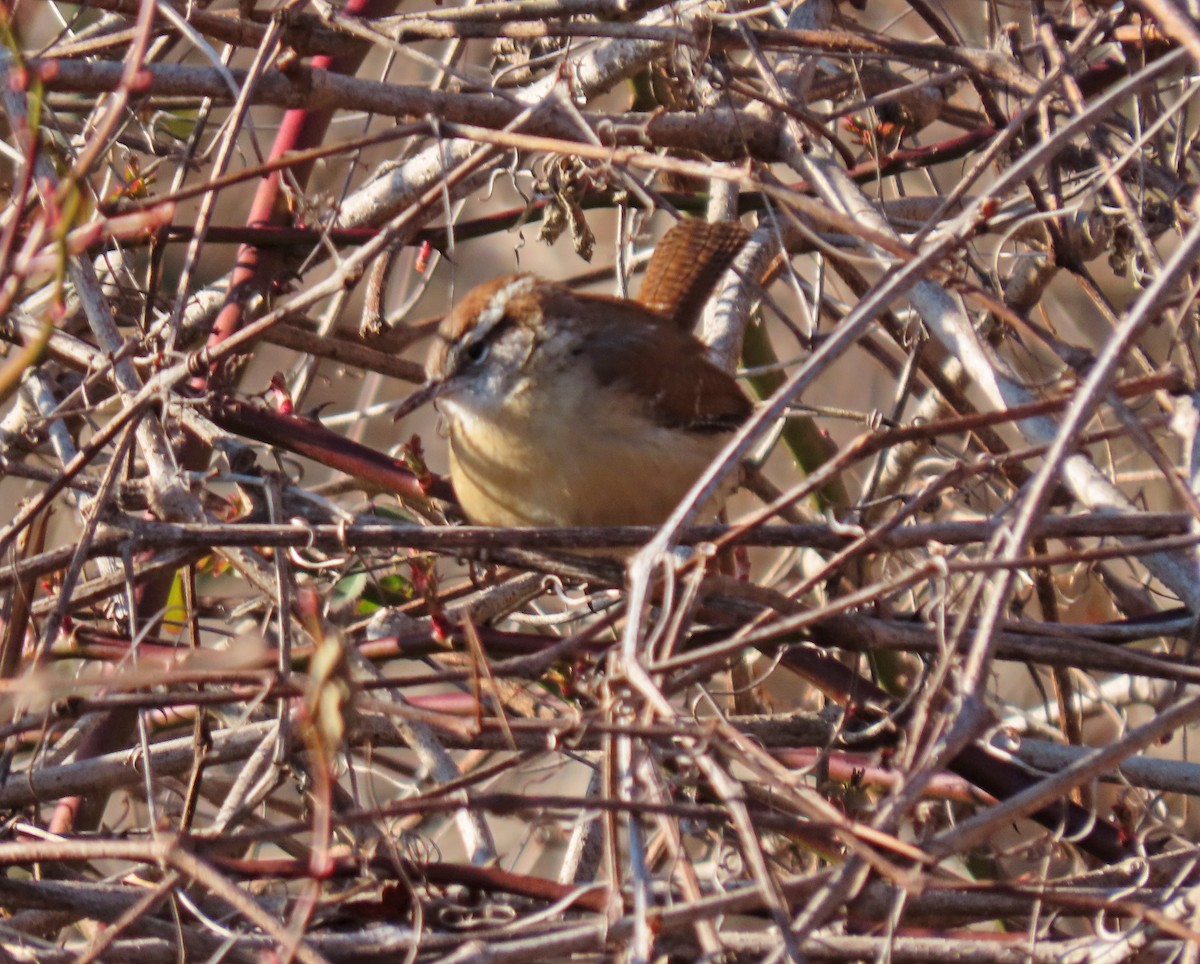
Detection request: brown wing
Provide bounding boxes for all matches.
[582,307,752,433]
[637,220,750,332]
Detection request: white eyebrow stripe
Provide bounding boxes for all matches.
[475,276,537,334]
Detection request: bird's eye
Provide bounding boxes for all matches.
[463,341,489,365]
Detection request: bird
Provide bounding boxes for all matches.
[396,220,753,528]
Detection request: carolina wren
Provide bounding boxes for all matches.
[396,220,752,528]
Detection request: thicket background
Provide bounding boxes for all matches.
[1,0,1200,960]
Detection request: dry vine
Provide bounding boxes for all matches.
[1,0,1199,960]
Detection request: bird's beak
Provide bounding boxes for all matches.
[392,378,447,422]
